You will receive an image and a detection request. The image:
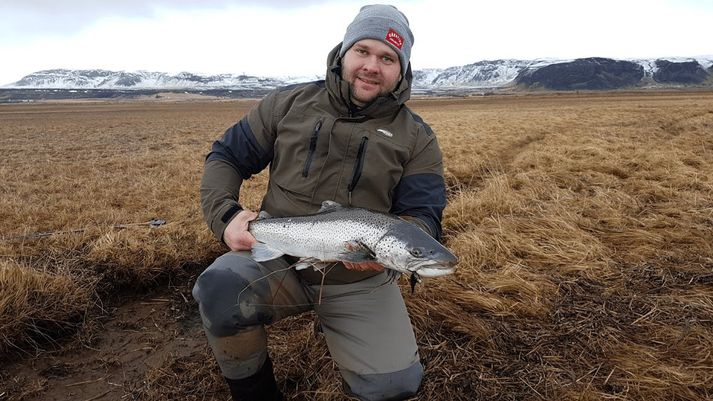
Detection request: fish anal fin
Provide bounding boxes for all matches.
[293,257,331,271]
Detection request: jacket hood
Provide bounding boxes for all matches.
[325,43,412,118]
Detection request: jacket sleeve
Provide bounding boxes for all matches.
[200,91,280,241]
[390,122,447,241]
[200,159,244,241]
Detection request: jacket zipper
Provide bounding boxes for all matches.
[347,136,369,205]
[302,118,324,177]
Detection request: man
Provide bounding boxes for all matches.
[193,4,446,400]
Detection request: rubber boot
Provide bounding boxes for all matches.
[224,356,284,401]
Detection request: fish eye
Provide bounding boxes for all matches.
[409,248,423,257]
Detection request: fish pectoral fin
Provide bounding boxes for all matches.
[251,242,285,262]
[338,241,376,262]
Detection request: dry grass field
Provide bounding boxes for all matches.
[1,91,712,400]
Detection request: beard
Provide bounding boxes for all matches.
[344,72,399,107]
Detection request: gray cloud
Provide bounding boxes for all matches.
[0,0,333,40]
[4,0,330,15]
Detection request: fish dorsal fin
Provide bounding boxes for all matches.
[257,210,273,220]
[318,200,344,213]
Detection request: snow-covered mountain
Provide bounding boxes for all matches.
[7,69,320,91]
[5,56,713,92]
[413,59,569,89]
[414,57,713,90]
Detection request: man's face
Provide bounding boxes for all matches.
[341,39,402,107]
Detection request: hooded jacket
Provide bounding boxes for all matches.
[201,44,446,284]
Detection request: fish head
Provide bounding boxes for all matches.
[375,221,458,277]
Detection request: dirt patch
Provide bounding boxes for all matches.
[2,281,213,401]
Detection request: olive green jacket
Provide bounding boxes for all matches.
[201,44,446,283]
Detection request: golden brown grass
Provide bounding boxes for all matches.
[0,260,91,355]
[1,92,712,400]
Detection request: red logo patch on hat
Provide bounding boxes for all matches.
[385,28,404,50]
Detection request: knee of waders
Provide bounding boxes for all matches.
[192,253,274,337]
[341,362,424,401]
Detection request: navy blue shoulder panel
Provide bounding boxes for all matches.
[390,173,446,240]
[206,116,273,180]
[205,81,324,179]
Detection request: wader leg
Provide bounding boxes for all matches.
[309,273,424,401]
[192,251,311,399]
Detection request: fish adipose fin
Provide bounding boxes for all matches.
[338,240,376,262]
[251,242,285,261]
[318,200,344,213]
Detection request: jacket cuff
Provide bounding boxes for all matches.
[211,202,242,242]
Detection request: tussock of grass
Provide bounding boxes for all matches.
[0,260,91,355]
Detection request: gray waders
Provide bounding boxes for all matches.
[192,251,423,401]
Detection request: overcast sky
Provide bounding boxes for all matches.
[1,0,712,85]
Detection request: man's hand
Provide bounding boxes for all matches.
[222,209,258,251]
[343,261,385,272]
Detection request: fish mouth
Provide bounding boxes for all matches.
[408,261,457,277]
[415,265,456,277]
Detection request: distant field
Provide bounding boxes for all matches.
[1,92,712,400]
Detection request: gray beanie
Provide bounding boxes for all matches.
[339,4,414,73]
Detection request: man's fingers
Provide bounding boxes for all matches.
[223,208,258,251]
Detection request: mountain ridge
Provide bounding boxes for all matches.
[4,56,713,93]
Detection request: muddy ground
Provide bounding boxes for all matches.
[3,277,215,401]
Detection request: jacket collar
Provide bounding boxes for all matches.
[325,43,412,119]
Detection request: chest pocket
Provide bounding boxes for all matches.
[302,118,324,178]
[270,116,329,200]
[347,129,409,210]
